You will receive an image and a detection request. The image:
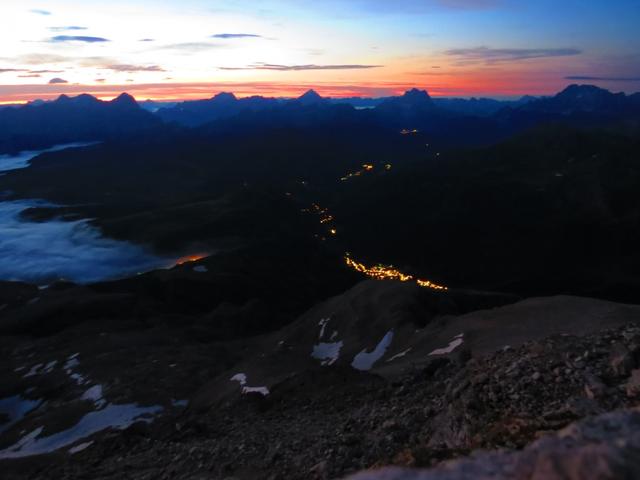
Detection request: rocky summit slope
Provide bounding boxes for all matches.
[1,278,640,479]
[347,407,640,480]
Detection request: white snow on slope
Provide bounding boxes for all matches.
[0,403,163,459]
[230,373,269,396]
[429,333,464,356]
[312,341,343,366]
[352,330,394,371]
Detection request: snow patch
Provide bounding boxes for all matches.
[193,265,208,273]
[312,341,343,366]
[351,330,394,371]
[64,357,79,371]
[386,347,412,363]
[81,385,106,409]
[318,317,330,340]
[43,360,57,373]
[0,403,163,459]
[23,363,43,378]
[230,373,269,396]
[63,354,87,385]
[429,334,464,356]
[68,441,93,454]
[70,373,87,385]
[241,386,270,395]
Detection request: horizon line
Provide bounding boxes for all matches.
[0,82,636,106]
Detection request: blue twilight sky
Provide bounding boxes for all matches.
[0,0,638,102]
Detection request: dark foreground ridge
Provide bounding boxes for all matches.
[2,283,640,479]
[348,407,640,480]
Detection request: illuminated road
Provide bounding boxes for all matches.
[344,256,447,291]
[175,152,447,292]
[300,161,448,291]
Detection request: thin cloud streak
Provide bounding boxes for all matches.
[219,63,383,71]
[18,54,70,65]
[445,47,582,65]
[49,26,88,32]
[104,64,165,72]
[156,42,222,52]
[211,33,262,39]
[29,69,65,74]
[436,0,500,9]
[298,0,502,14]
[565,75,640,82]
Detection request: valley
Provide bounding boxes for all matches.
[0,84,639,479]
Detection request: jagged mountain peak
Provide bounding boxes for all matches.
[110,92,138,107]
[212,92,238,102]
[401,88,432,102]
[556,84,614,100]
[297,89,324,105]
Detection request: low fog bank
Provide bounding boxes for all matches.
[0,200,169,285]
[0,143,97,173]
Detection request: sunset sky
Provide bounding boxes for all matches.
[1,0,639,103]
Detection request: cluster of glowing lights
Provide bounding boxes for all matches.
[340,163,375,181]
[344,256,447,291]
[301,202,336,239]
[400,129,419,135]
[307,203,333,224]
[292,162,446,291]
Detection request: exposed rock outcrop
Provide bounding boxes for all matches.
[346,408,640,480]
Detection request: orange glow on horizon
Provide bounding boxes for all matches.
[174,253,209,266]
[0,100,28,105]
[0,67,575,104]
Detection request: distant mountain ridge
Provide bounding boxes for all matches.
[0,92,161,154]
[1,84,638,154]
[156,91,280,127]
[492,84,640,136]
[519,84,636,115]
[156,84,640,133]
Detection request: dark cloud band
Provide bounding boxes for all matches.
[565,75,640,82]
[445,47,582,65]
[50,35,110,43]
